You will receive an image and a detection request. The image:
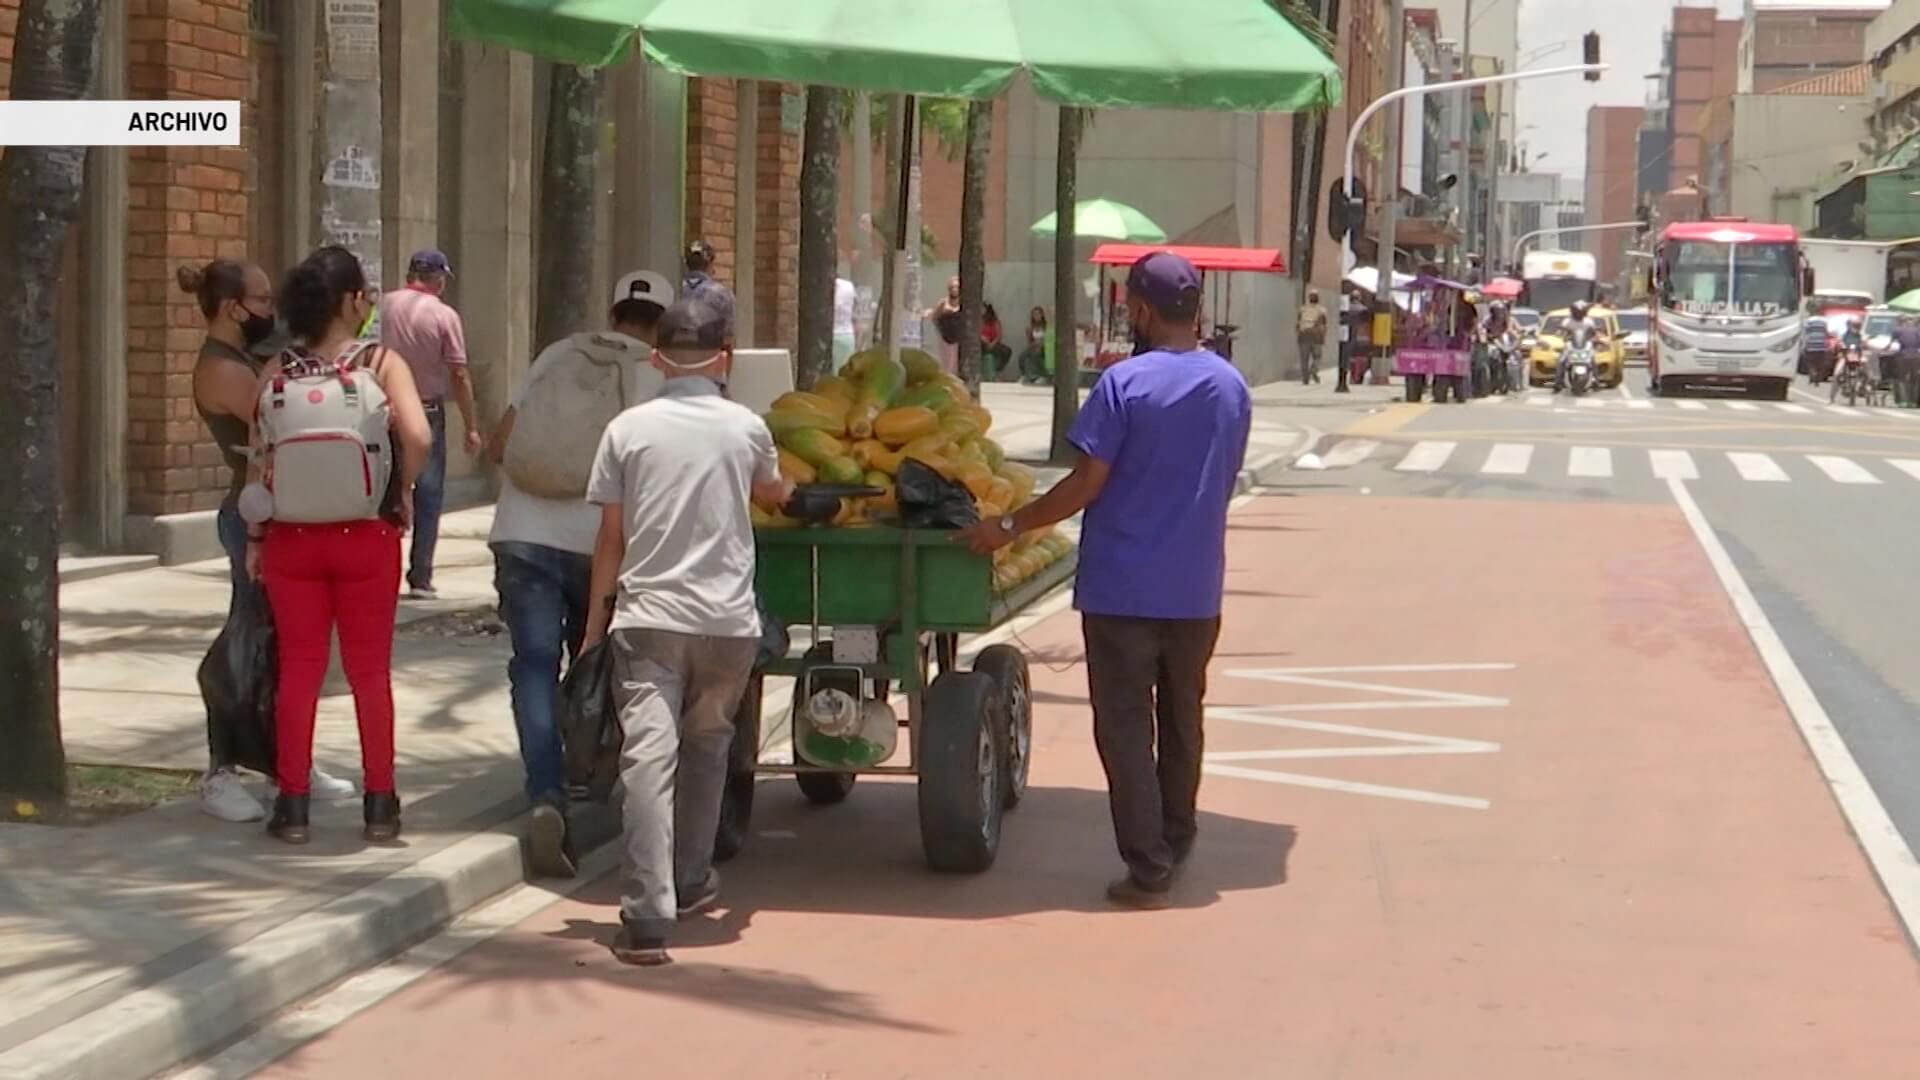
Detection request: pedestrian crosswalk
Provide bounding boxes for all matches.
[1324,438,1920,488]
[1467,392,1917,420]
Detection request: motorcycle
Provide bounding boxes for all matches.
[1559,325,1597,397]
[1486,330,1521,395]
[1831,347,1875,407]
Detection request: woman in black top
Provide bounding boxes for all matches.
[183,258,358,821]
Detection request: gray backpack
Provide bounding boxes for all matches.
[257,341,393,524]
[505,333,650,499]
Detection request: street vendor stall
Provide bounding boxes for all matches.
[451,0,1340,872]
[1087,243,1286,372]
[1395,275,1476,404]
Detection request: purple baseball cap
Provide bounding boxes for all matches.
[408,249,453,276]
[1126,251,1202,314]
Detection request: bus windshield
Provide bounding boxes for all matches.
[1524,277,1595,315]
[1661,240,1799,317]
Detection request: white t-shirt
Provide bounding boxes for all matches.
[586,378,780,638]
[489,331,661,556]
[834,278,858,339]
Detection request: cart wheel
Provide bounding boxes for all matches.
[972,645,1032,809]
[917,672,1004,873]
[714,675,761,863]
[796,770,857,805]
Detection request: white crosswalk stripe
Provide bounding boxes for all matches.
[1626,400,1655,410]
[1524,395,1552,407]
[1575,398,1605,409]
[1480,443,1534,475]
[1322,439,1380,468]
[1826,405,1866,418]
[1727,452,1789,483]
[1649,449,1699,480]
[1395,441,1457,472]
[1772,402,1812,414]
[1807,455,1881,484]
[1725,401,1760,412]
[1567,446,1613,478]
[1873,408,1918,421]
[1676,400,1708,411]
[1888,459,1920,482]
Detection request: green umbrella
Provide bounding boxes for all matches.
[448,0,1341,111]
[1889,289,1920,311]
[1029,199,1167,243]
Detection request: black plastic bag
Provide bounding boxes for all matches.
[756,591,788,671]
[559,638,620,803]
[895,458,980,529]
[197,589,278,776]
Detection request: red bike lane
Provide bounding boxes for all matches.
[255,494,1920,1079]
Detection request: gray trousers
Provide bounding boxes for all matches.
[611,628,758,937]
[1082,614,1223,888]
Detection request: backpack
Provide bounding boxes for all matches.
[256,341,393,525]
[504,332,646,499]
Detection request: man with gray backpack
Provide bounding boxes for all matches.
[485,269,674,877]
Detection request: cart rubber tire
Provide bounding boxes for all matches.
[791,644,863,805]
[972,645,1032,809]
[917,672,1005,873]
[714,675,762,863]
[797,770,857,805]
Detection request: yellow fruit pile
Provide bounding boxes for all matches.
[754,346,1076,592]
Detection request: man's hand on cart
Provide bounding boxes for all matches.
[956,453,1112,555]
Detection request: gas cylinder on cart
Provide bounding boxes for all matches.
[796,687,899,767]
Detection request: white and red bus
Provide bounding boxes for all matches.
[1648,219,1809,400]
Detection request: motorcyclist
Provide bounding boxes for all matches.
[1482,301,1514,393]
[1552,300,1606,392]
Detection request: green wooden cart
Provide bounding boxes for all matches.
[714,525,1077,872]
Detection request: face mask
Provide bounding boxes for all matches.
[239,309,276,347]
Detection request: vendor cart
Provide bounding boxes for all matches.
[1086,243,1289,376]
[1394,274,1475,404]
[716,524,1078,873]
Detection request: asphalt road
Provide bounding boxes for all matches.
[1286,373,1920,856]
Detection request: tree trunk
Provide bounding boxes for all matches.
[796,85,842,390]
[0,0,105,811]
[535,64,605,348]
[877,95,903,350]
[1049,107,1083,464]
[956,100,992,398]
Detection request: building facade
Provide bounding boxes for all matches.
[1739,1,1887,94]
[1584,105,1645,289]
[1701,65,1871,226]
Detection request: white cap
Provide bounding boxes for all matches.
[613,269,674,309]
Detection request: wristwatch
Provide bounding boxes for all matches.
[997,515,1017,535]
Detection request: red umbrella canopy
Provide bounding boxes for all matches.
[1482,277,1524,300]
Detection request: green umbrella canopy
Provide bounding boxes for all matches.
[448,0,1341,112]
[1888,289,1920,312]
[1030,199,1167,243]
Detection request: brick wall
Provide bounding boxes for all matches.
[0,0,17,99]
[126,0,253,516]
[684,77,739,284]
[753,83,798,350]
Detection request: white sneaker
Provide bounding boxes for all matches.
[266,767,360,802]
[310,766,359,800]
[200,768,266,823]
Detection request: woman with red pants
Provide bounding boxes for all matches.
[243,246,432,845]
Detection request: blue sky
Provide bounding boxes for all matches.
[1513,0,1745,193]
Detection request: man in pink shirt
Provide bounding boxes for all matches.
[379,249,478,599]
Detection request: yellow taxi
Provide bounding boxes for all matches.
[1528,306,1624,389]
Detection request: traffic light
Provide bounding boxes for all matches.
[1328,177,1369,242]
[1635,202,1652,235]
[1584,33,1601,81]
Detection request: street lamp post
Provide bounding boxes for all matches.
[1340,62,1606,389]
[1509,219,1645,266]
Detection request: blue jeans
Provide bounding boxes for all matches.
[408,403,449,591]
[493,541,593,804]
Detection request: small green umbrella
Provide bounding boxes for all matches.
[1889,289,1920,311]
[1029,199,1167,243]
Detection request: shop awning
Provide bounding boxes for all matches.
[1087,243,1286,273]
[448,0,1341,111]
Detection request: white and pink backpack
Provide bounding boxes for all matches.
[255,341,393,524]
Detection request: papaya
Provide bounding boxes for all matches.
[813,374,856,401]
[765,408,845,441]
[848,438,888,469]
[961,404,992,434]
[831,498,861,527]
[776,448,817,485]
[818,456,866,485]
[957,462,996,501]
[756,509,800,530]
[978,499,1006,521]
[937,373,973,405]
[874,406,941,447]
[993,565,1019,593]
[985,477,1015,510]
[898,347,944,384]
[750,504,772,526]
[894,382,958,413]
[999,462,1036,504]
[977,437,1005,472]
[772,390,850,419]
[780,428,849,470]
[865,443,907,474]
[952,439,988,467]
[900,433,951,468]
[864,471,898,515]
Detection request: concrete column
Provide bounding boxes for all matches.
[88,0,128,551]
[643,63,687,283]
[283,0,316,261]
[733,79,758,346]
[458,44,535,487]
[384,0,439,273]
[611,55,648,280]
[314,0,383,288]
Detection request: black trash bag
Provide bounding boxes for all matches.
[894,457,981,529]
[197,589,278,777]
[756,590,788,671]
[559,638,620,803]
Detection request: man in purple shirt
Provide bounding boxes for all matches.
[961,251,1251,909]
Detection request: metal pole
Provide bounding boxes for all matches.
[1454,0,1474,278]
[1510,219,1645,266]
[1372,0,1405,385]
[1486,65,1504,274]
[1339,62,1607,389]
